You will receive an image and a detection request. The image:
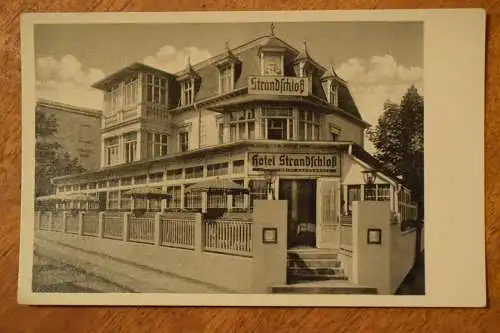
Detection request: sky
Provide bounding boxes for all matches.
[34,21,424,153]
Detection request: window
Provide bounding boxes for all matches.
[97,181,107,189]
[207,162,229,177]
[208,192,227,208]
[148,187,163,211]
[120,191,131,209]
[219,63,233,93]
[232,160,244,174]
[218,123,224,144]
[262,106,293,140]
[135,175,147,185]
[184,187,202,209]
[347,185,361,215]
[58,186,65,193]
[179,131,189,152]
[121,177,132,186]
[64,185,72,192]
[109,179,119,187]
[299,111,320,141]
[154,133,168,157]
[363,184,391,201]
[108,191,119,209]
[167,186,182,209]
[145,73,167,104]
[262,52,283,76]
[88,182,97,189]
[330,83,339,106]
[182,79,194,106]
[228,109,255,142]
[232,180,245,209]
[166,169,183,180]
[105,84,122,114]
[124,77,138,107]
[185,166,204,179]
[104,136,120,166]
[249,180,268,209]
[124,132,138,163]
[149,172,164,183]
[79,184,87,191]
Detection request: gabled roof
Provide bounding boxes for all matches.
[177,56,200,81]
[293,41,312,63]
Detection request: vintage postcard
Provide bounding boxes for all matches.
[18,9,486,307]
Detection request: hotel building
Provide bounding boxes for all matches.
[51,27,414,248]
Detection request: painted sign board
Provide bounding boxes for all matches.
[248,76,309,96]
[249,152,340,175]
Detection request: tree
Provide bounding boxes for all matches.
[367,85,424,220]
[35,111,86,197]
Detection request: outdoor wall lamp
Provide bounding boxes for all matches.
[361,169,378,185]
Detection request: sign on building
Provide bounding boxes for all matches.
[249,152,340,175]
[248,76,309,96]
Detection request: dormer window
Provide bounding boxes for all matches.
[330,83,339,107]
[219,63,233,94]
[216,42,240,94]
[182,79,194,106]
[262,52,283,76]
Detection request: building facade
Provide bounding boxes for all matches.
[51,28,414,249]
[37,98,102,171]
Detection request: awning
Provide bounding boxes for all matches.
[121,186,173,200]
[63,193,99,202]
[185,178,249,194]
[35,194,66,202]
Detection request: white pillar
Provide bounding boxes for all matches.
[123,212,130,242]
[154,212,162,246]
[98,211,105,238]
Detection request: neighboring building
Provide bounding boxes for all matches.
[36,99,102,171]
[51,26,414,249]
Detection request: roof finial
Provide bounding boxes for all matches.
[225,41,230,50]
[270,22,275,36]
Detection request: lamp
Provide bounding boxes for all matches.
[263,171,276,200]
[361,169,378,185]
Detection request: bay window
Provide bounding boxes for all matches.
[261,106,293,140]
[364,184,391,201]
[145,73,167,104]
[207,162,229,177]
[124,132,138,163]
[299,110,320,141]
[104,136,120,166]
[124,77,138,107]
[228,109,255,142]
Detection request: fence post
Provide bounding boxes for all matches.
[48,211,53,231]
[194,213,203,253]
[62,211,68,233]
[78,211,85,236]
[154,212,162,246]
[98,211,105,239]
[123,212,130,242]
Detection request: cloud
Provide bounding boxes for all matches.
[143,45,212,73]
[35,55,105,109]
[335,55,424,154]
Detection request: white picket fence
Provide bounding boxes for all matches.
[35,210,255,258]
[204,218,253,257]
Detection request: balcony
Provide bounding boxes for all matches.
[103,104,170,129]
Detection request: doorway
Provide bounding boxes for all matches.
[279,179,317,248]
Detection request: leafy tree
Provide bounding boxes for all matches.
[367,85,424,220]
[35,111,86,196]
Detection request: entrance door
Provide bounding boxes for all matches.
[316,178,341,249]
[98,192,107,211]
[279,179,317,248]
